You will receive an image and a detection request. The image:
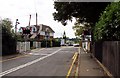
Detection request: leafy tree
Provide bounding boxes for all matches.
[72,21,91,38]
[94,2,120,41]
[1,18,17,55]
[2,18,14,36]
[53,2,110,26]
[53,2,109,44]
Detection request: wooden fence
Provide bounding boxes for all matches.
[92,41,120,77]
[102,41,120,77]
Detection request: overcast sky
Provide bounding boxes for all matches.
[0,0,76,38]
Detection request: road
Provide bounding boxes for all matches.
[1,46,78,77]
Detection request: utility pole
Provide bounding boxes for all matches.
[28,15,31,26]
[36,13,38,26]
[15,19,20,34]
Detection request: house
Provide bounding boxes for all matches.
[19,24,55,41]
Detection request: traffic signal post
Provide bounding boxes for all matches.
[15,19,20,34]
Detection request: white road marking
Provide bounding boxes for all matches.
[29,53,49,56]
[0,48,62,77]
[62,46,74,48]
[28,53,40,55]
[31,48,45,52]
[60,51,74,53]
[45,48,53,50]
[40,54,49,56]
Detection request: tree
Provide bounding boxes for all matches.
[2,18,14,36]
[53,2,110,26]
[72,21,91,38]
[1,18,17,55]
[94,2,120,41]
[53,2,110,44]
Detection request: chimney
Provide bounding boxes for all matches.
[28,15,31,26]
[36,13,38,26]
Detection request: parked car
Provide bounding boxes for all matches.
[68,43,73,46]
[61,43,68,46]
[73,44,79,47]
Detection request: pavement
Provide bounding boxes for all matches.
[79,48,105,77]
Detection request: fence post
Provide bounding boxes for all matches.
[36,42,38,48]
[38,42,41,48]
[28,42,30,51]
[20,42,23,52]
[33,41,35,48]
[26,42,28,51]
[24,42,26,52]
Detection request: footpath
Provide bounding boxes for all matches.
[78,48,109,78]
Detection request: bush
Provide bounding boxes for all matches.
[1,18,17,56]
[52,40,60,47]
[41,40,51,48]
[40,39,60,48]
[2,28,17,55]
[94,2,120,41]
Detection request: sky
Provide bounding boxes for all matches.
[0,0,76,38]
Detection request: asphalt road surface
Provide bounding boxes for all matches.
[1,46,78,77]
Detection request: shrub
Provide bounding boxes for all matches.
[94,2,120,41]
[40,39,60,48]
[1,18,17,56]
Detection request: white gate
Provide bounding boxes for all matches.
[17,41,41,53]
[17,42,30,53]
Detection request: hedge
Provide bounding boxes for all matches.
[94,2,120,41]
[41,40,60,48]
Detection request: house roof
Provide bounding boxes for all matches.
[40,24,55,33]
[30,24,55,33]
[19,27,26,30]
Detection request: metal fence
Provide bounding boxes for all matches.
[92,41,120,77]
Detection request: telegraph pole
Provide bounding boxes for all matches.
[28,15,31,26]
[36,13,38,26]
